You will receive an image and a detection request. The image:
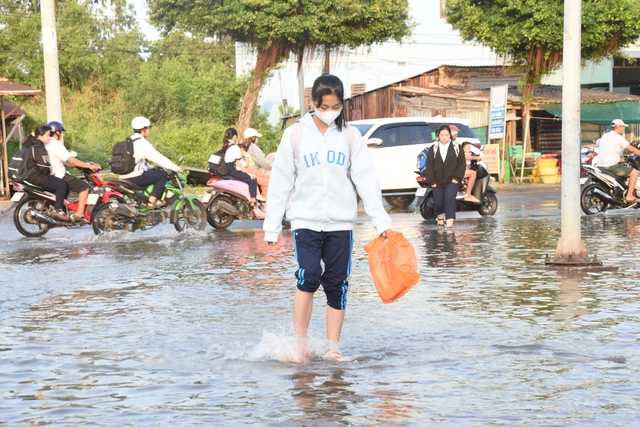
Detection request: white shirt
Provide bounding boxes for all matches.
[224,144,242,164]
[597,131,629,168]
[438,141,450,162]
[45,138,71,178]
[118,133,180,179]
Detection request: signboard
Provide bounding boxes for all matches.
[483,144,500,174]
[489,85,508,139]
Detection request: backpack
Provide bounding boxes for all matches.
[109,137,139,174]
[7,146,32,182]
[208,151,229,176]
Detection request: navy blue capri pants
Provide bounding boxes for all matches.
[293,229,353,310]
[127,169,168,199]
[433,181,459,220]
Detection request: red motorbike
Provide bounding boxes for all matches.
[11,165,124,237]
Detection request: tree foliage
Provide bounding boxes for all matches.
[148,0,413,131]
[0,0,279,172]
[446,0,640,99]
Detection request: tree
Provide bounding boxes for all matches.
[446,0,640,148]
[148,0,412,132]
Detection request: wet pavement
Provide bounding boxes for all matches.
[1,183,639,426]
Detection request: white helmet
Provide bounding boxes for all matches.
[131,116,151,130]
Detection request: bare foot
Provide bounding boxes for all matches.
[324,349,343,360]
[286,338,310,364]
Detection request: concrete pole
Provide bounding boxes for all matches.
[298,48,306,117]
[40,0,63,126]
[553,0,589,263]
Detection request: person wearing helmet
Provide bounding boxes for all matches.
[45,121,101,223]
[241,127,272,200]
[598,119,640,203]
[119,117,182,208]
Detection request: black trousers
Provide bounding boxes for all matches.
[42,175,69,211]
[226,165,257,199]
[127,170,168,199]
[433,181,459,220]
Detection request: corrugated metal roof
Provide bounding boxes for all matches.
[1,100,27,117]
[395,84,640,105]
[0,78,43,96]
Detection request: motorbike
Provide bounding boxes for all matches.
[203,174,266,229]
[96,169,207,234]
[414,162,498,220]
[580,160,640,215]
[11,166,124,237]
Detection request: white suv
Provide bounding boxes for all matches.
[349,117,482,208]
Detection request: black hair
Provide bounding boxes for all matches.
[436,125,452,139]
[311,73,346,132]
[221,127,238,153]
[34,124,52,137]
[461,141,471,149]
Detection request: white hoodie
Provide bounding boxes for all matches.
[263,113,392,242]
[119,133,180,179]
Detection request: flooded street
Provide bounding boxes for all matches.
[1,185,639,426]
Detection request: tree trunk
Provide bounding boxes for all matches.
[323,46,330,74]
[238,41,291,135]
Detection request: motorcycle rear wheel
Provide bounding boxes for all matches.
[207,195,235,229]
[479,192,498,216]
[172,199,207,232]
[13,196,51,237]
[385,195,415,209]
[419,195,436,220]
[92,202,129,235]
[580,183,609,215]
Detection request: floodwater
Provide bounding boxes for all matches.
[0,188,639,426]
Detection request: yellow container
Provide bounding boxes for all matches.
[538,166,559,176]
[538,159,558,169]
[541,175,557,184]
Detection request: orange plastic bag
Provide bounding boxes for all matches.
[363,229,419,304]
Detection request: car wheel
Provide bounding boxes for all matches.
[384,195,415,209]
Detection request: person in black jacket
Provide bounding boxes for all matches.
[23,125,70,221]
[424,125,466,229]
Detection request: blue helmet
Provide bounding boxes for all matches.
[47,121,66,133]
[603,126,612,134]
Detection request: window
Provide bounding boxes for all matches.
[404,125,434,145]
[370,125,403,148]
[351,124,374,137]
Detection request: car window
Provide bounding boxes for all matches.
[403,125,435,145]
[351,124,374,137]
[370,125,403,148]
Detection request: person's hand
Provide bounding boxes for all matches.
[431,184,436,188]
[249,173,256,180]
[380,229,389,239]
[89,164,101,172]
[176,167,183,173]
[452,179,458,184]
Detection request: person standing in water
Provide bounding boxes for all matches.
[263,74,392,363]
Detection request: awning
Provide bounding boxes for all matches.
[540,101,640,125]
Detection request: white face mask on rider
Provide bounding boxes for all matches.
[314,108,342,126]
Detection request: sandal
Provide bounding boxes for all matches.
[437,217,445,228]
[70,213,89,224]
[147,200,167,209]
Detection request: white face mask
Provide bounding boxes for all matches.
[314,108,342,125]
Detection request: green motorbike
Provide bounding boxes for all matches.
[93,170,206,234]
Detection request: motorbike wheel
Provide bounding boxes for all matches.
[581,184,609,215]
[479,192,498,216]
[207,195,235,229]
[92,202,128,235]
[419,195,436,220]
[384,195,415,209]
[172,199,207,232]
[13,196,50,237]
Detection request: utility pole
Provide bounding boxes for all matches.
[549,0,592,265]
[298,47,306,118]
[40,0,63,127]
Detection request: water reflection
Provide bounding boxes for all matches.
[290,369,356,423]
[554,271,591,323]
